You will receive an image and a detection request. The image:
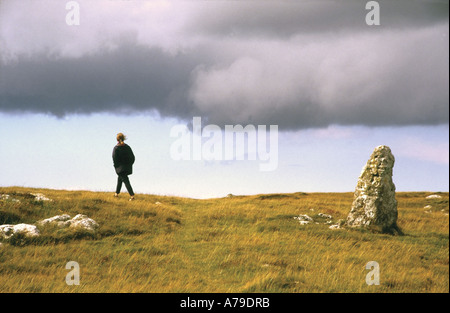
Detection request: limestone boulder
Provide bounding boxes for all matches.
[346,145,401,234]
[0,223,40,239]
[38,214,99,232]
[31,193,53,202]
[38,214,72,227]
[294,214,314,225]
[69,214,99,232]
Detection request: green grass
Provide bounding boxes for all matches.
[0,187,448,293]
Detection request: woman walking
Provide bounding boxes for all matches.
[112,133,136,201]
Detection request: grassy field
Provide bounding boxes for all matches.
[0,186,448,293]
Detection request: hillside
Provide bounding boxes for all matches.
[0,186,448,293]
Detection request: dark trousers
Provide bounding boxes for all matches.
[116,174,134,196]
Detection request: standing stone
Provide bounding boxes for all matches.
[346,145,402,234]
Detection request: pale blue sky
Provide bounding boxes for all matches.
[0,112,447,199]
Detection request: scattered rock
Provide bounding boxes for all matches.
[346,145,402,235]
[14,224,41,237]
[294,214,313,225]
[294,213,343,229]
[0,223,40,239]
[424,205,432,210]
[0,194,20,203]
[0,213,99,245]
[1,192,52,203]
[426,194,442,199]
[38,214,99,232]
[69,214,99,232]
[37,214,72,227]
[0,225,13,239]
[155,201,162,205]
[31,193,52,201]
[294,214,313,222]
[318,213,332,219]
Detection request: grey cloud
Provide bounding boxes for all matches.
[185,0,449,38]
[0,43,208,118]
[189,24,449,129]
[0,0,448,130]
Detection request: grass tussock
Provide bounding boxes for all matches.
[0,187,448,293]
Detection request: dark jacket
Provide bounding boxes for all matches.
[112,143,135,175]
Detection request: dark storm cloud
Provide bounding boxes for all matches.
[0,44,205,118]
[0,0,448,129]
[185,0,449,38]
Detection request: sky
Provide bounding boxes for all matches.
[0,0,448,199]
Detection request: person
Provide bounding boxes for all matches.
[112,133,136,201]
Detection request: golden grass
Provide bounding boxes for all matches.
[0,187,448,293]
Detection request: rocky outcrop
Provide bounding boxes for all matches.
[38,214,72,227]
[38,214,99,232]
[294,214,314,225]
[0,224,40,240]
[30,193,53,201]
[346,145,402,234]
[67,214,99,232]
[318,213,332,219]
[1,214,99,243]
[294,213,344,230]
[426,194,442,199]
[0,194,21,203]
[1,192,53,203]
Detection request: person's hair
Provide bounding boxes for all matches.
[116,133,126,143]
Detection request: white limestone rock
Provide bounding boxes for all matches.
[0,194,20,203]
[318,213,332,219]
[38,214,99,232]
[0,225,14,239]
[37,214,72,227]
[31,193,53,201]
[69,214,99,232]
[426,194,442,199]
[294,214,313,225]
[0,223,40,239]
